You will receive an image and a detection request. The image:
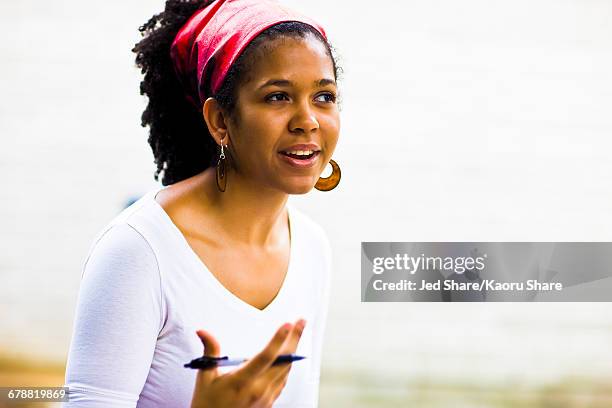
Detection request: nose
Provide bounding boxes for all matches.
[289,101,319,134]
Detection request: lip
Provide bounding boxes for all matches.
[278,151,320,168]
[278,143,321,153]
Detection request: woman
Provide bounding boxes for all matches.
[63,0,341,407]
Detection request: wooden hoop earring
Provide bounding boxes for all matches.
[216,142,227,192]
[315,159,341,191]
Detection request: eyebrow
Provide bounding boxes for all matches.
[257,78,336,90]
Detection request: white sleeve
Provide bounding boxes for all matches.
[63,223,164,407]
[309,231,333,407]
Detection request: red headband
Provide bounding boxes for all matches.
[170,0,327,108]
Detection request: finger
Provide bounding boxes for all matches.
[234,323,292,382]
[270,318,306,378]
[194,329,221,384]
[250,362,290,403]
[268,363,291,392]
[270,375,289,402]
[282,318,306,354]
[259,372,289,406]
[258,319,306,385]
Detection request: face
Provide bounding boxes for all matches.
[226,34,340,194]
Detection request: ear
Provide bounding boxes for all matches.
[202,97,231,145]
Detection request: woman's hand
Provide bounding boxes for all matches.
[190,319,306,408]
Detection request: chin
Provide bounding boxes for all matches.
[284,181,316,195]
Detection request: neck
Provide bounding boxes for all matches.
[195,167,289,248]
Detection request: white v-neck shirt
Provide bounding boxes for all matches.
[63,186,332,407]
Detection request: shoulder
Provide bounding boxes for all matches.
[82,190,165,285]
[287,204,333,298]
[83,188,167,270]
[82,222,159,283]
[288,204,331,257]
[86,222,154,260]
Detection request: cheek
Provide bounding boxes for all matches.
[234,107,287,146]
[322,115,340,151]
[231,121,279,165]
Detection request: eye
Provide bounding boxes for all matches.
[266,93,289,102]
[315,92,337,103]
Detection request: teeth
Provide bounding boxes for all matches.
[285,150,314,155]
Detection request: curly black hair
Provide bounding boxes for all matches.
[132,0,341,186]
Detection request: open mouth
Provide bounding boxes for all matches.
[279,151,319,160]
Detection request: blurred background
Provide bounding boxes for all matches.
[1,0,612,406]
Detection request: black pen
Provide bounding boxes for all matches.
[184,354,305,369]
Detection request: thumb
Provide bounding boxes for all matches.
[194,329,221,385]
[197,329,221,357]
